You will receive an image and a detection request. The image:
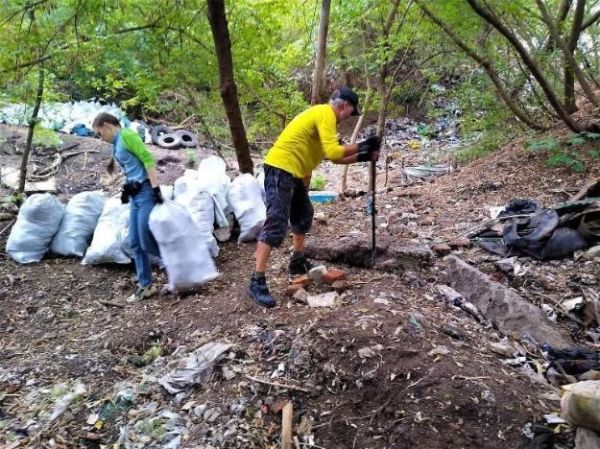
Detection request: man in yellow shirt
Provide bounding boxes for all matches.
[248,86,381,308]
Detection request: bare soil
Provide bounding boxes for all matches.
[2,123,594,448]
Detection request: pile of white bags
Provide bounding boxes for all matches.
[82,198,131,265]
[175,189,219,257]
[6,194,65,263]
[228,174,266,242]
[149,202,218,291]
[50,191,106,257]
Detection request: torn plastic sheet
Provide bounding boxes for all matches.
[158,341,231,394]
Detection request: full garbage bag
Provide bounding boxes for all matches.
[228,173,266,242]
[6,194,65,263]
[175,189,219,257]
[82,198,131,265]
[50,191,106,256]
[149,201,218,291]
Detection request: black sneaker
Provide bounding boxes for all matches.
[289,255,323,276]
[247,275,276,308]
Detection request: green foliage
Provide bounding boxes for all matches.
[454,130,511,162]
[185,148,197,169]
[525,135,593,172]
[525,137,560,153]
[310,173,327,191]
[33,126,63,149]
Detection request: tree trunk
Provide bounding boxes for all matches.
[206,0,253,174]
[18,67,44,195]
[310,0,331,105]
[415,0,547,131]
[465,0,582,132]
[535,0,598,113]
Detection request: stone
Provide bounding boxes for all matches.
[323,268,346,284]
[290,275,310,288]
[432,243,451,256]
[292,288,309,304]
[331,280,351,292]
[449,237,471,248]
[308,265,328,282]
[307,291,339,308]
[583,245,600,260]
[284,284,304,297]
[580,370,600,381]
[575,427,600,449]
[445,256,570,347]
[488,338,515,358]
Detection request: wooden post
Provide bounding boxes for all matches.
[281,401,293,449]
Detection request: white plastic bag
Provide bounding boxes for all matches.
[149,201,218,291]
[196,156,231,227]
[82,198,131,265]
[6,194,65,263]
[50,191,106,257]
[175,190,219,257]
[228,174,266,242]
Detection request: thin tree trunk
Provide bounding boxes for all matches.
[310,0,331,105]
[415,0,547,131]
[18,67,44,195]
[465,0,582,132]
[339,89,372,194]
[206,0,253,174]
[535,0,598,112]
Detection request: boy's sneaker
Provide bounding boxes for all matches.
[127,284,157,303]
[289,255,323,276]
[247,275,276,308]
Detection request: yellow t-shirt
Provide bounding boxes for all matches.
[264,104,345,178]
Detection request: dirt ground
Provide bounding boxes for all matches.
[0,123,595,448]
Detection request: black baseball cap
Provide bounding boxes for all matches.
[332,86,360,116]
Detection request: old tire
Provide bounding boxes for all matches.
[151,125,173,145]
[174,129,198,147]
[157,133,182,149]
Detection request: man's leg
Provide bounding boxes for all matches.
[248,166,293,308]
[289,179,322,275]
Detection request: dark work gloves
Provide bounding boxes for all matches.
[153,186,164,204]
[357,135,382,162]
[121,190,130,204]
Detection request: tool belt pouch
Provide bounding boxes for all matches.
[123,181,143,196]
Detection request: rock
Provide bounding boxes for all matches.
[432,243,451,256]
[222,366,236,380]
[449,237,471,248]
[284,284,304,297]
[583,245,600,260]
[307,291,339,308]
[495,257,521,275]
[308,265,327,282]
[481,390,496,404]
[428,345,450,357]
[205,408,222,423]
[445,256,570,347]
[331,280,351,292]
[323,268,346,284]
[314,211,327,224]
[292,288,309,304]
[575,427,600,449]
[194,404,207,417]
[290,275,310,288]
[488,338,515,357]
[580,370,600,381]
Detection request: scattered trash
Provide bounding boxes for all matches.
[158,341,231,394]
[47,380,86,425]
[403,164,451,180]
[0,166,57,192]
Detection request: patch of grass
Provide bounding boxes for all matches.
[310,173,327,191]
[185,149,197,168]
[33,126,62,149]
[454,130,511,162]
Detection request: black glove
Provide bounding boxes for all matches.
[357,136,381,162]
[153,186,164,204]
[120,189,130,204]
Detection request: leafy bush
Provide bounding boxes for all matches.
[454,130,512,162]
[310,173,327,191]
[33,126,62,149]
